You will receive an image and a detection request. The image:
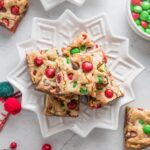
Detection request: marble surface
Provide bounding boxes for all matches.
[0,0,150,149]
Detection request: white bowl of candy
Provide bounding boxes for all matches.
[127,0,150,40]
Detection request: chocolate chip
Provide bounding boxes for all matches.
[72,62,80,70]
[96,83,103,89]
[0,7,7,12]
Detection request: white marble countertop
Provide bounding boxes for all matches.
[0,0,150,149]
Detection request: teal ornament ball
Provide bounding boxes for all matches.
[0,82,14,98]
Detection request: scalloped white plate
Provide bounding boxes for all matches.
[7,10,144,138]
[40,0,86,11]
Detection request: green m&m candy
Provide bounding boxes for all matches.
[142,1,150,10]
[147,15,150,23]
[145,28,150,34]
[135,19,141,25]
[73,81,77,88]
[143,124,150,134]
[139,119,144,125]
[140,11,149,21]
[80,88,88,95]
[131,4,134,11]
[70,47,80,55]
[138,25,145,31]
[133,6,142,13]
[98,76,103,83]
[66,57,70,64]
[80,45,86,51]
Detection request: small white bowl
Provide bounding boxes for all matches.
[127,0,150,40]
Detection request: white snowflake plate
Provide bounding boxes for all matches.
[7,10,144,138]
[40,0,85,11]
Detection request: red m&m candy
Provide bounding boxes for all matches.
[42,144,52,150]
[82,62,93,73]
[56,74,61,83]
[34,57,43,66]
[82,34,87,40]
[10,142,17,149]
[68,73,73,80]
[45,68,55,78]
[141,21,148,28]
[132,12,140,20]
[11,5,20,15]
[102,51,108,64]
[105,89,114,98]
[2,18,9,27]
[67,100,77,109]
[0,0,4,9]
[131,0,141,5]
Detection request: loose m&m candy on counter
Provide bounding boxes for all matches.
[131,0,150,35]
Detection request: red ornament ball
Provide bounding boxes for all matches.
[132,12,140,20]
[42,144,52,150]
[34,57,43,66]
[11,5,20,15]
[141,21,148,29]
[45,68,55,78]
[4,97,21,115]
[131,0,141,5]
[82,62,93,73]
[105,89,114,98]
[10,142,17,149]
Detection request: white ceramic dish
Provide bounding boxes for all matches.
[7,10,144,138]
[127,0,150,40]
[40,0,85,11]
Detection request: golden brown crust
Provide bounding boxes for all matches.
[124,107,150,150]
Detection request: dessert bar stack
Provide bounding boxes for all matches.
[26,32,124,117]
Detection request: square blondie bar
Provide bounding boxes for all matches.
[124,107,150,149]
[44,94,79,117]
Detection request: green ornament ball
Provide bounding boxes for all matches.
[143,125,150,134]
[0,82,14,98]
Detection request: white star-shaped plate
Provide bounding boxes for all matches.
[40,0,85,11]
[7,10,144,138]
